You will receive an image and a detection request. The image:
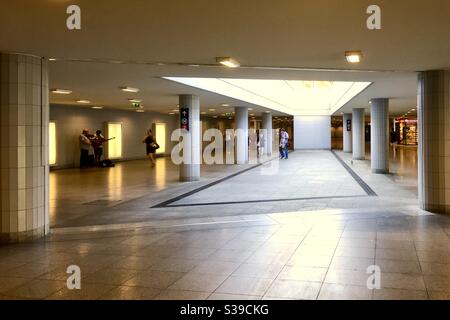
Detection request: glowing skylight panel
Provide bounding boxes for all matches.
[164,77,371,116]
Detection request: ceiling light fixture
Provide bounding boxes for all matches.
[221,103,230,107]
[345,51,363,63]
[48,58,57,61]
[120,86,140,93]
[216,57,240,68]
[209,109,216,112]
[76,100,91,104]
[136,109,145,113]
[91,106,103,109]
[51,89,72,95]
[128,99,142,103]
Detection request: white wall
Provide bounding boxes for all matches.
[50,105,178,168]
[293,115,331,150]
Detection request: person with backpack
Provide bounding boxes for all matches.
[142,129,159,167]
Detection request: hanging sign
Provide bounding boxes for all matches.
[180,108,189,131]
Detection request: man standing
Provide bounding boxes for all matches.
[92,130,106,165]
[280,128,289,159]
[79,129,91,168]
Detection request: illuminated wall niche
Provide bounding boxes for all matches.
[49,121,57,165]
[153,123,166,154]
[106,122,123,159]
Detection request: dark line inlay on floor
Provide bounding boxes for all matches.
[152,150,377,208]
[331,150,378,196]
[158,195,369,208]
[151,157,275,208]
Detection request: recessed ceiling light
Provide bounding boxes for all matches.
[250,114,255,116]
[248,108,253,111]
[221,103,230,107]
[48,58,57,61]
[209,109,216,112]
[216,57,240,68]
[76,100,91,104]
[201,112,207,115]
[213,116,218,118]
[128,98,142,103]
[136,109,145,113]
[120,86,140,93]
[265,111,271,113]
[345,51,363,63]
[91,106,103,109]
[51,89,72,95]
[169,112,175,115]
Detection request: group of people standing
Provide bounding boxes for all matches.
[79,129,111,168]
[254,128,289,159]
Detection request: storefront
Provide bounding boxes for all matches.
[395,118,418,145]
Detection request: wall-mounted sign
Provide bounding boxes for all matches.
[180,108,189,131]
[346,119,352,132]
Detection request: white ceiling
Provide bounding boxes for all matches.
[2,0,442,117]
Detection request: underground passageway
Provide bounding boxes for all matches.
[48,147,418,230]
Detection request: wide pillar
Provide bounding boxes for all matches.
[343,113,352,153]
[0,53,49,243]
[352,108,365,160]
[262,112,273,156]
[235,107,248,164]
[179,95,200,181]
[370,98,389,173]
[418,70,450,214]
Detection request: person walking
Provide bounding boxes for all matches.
[79,129,91,168]
[142,129,159,167]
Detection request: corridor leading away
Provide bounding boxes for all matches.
[0,148,448,300]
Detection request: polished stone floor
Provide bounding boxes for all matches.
[1,146,450,300]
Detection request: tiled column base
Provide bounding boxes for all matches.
[0,52,50,242]
[352,108,365,160]
[370,98,389,174]
[418,70,450,214]
[0,225,48,243]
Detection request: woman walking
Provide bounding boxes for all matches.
[142,129,159,167]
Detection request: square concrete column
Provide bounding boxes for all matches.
[352,108,365,160]
[0,53,49,243]
[343,113,352,153]
[179,95,200,181]
[235,107,248,164]
[418,70,450,214]
[261,112,273,156]
[370,98,389,173]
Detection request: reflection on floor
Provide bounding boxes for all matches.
[50,147,418,229]
[1,145,448,300]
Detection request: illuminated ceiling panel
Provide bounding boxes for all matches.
[164,77,372,116]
